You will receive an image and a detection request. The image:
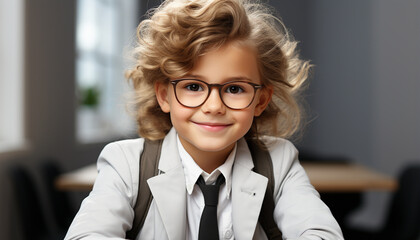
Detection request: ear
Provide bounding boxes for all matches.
[155,81,171,113]
[254,85,273,117]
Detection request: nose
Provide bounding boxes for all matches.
[201,88,226,114]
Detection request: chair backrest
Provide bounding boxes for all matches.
[39,160,75,231]
[8,165,49,240]
[381,164,420,240]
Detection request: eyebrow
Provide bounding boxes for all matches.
[182,74,254,82]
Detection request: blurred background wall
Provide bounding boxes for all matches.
[0,0,419,239]
[273,0,420,230]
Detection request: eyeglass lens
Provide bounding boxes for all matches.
[172,79,259,109]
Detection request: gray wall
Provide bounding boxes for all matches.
[273,0,420,229]
[364,0,420,229]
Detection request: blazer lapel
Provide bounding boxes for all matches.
[148,167,186,240]
[147,129,187,240]
[232,139,268,239]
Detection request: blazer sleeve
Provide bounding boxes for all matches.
[65,139,143,240]
[270,139,344,240]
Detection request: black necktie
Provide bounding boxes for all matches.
[196,174,225,240]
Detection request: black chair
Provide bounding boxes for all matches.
[345,163,420,240]
[39,160,75,234]
[8,165,50,240]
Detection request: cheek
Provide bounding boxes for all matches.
[235,110,256,128]
[170,107,190,122]
[168,99,194,124]
[167,91,184,114]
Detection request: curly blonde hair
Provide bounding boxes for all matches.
[126,0,311,141]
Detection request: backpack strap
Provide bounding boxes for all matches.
[126,139,163,240]
[246,139,283,240]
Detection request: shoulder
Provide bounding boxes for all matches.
[100,138,145,161]
[259,137,300,189]
[92,138,146,205]
[98,139,145,181]
[98,138,146,175]
[245,136,298,167]
[263,136,298,163]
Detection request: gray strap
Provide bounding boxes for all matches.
[246,139,282,240]
[126,139,162,239]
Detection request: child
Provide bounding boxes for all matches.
[65,0,343,239]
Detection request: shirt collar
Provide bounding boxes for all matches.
[177,135,236,199]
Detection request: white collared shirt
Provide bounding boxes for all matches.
[177,136,236,240]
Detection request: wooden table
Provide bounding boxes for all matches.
[56,164,97,191]
[301,162,397,192]
[55,163,397,192]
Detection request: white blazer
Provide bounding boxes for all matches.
[65,128,343,240]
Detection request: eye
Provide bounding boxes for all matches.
[225,85,244,94]
[185,83,204,91]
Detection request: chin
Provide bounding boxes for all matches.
[195,141,235,153]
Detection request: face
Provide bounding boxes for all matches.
[156,42,272,162]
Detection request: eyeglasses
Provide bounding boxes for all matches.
[170,79,262,110]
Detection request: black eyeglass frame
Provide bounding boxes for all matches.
[170,78,263,110]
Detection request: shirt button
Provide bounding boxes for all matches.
[224,229,233,239]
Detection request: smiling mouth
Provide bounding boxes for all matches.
[192,121,232,132]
